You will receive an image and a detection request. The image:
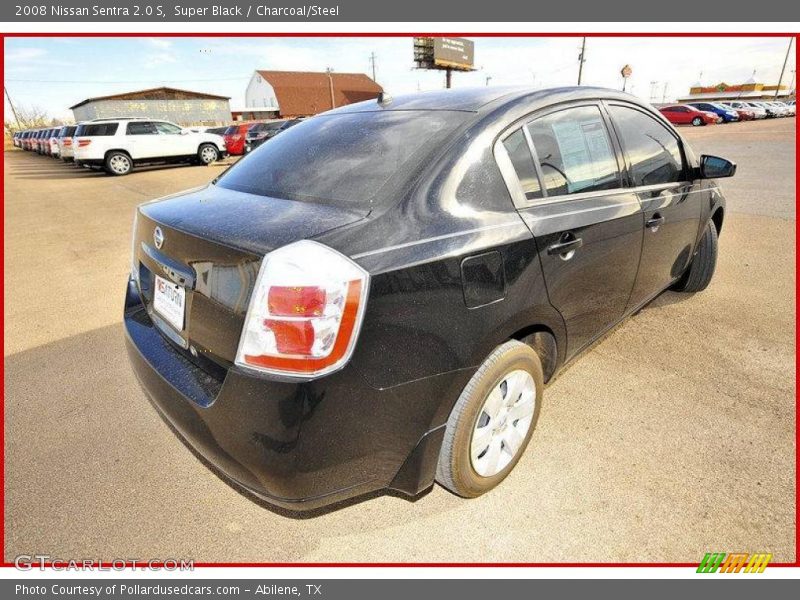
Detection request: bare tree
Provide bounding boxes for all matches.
[4,103,52,130]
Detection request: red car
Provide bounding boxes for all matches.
[729,108,755,121]
[222,123,252,156]
[659,104,718,126]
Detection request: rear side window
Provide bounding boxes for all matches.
[527,105,621,196]
[154,122,182,134]
[501,129,543,201]
[224,126,238,135]
[76,123,119,136]
[607,105,685,187]
[249,122,283,133]
[217,110,467,207]
[127,122,158,135]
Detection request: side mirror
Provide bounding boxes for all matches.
[699,154,736,179]
[179,129,190,135]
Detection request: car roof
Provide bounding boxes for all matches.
[327,86,650,115]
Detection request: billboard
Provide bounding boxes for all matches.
[414,37,475,71]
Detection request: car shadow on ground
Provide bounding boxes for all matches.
[9,154,230,180]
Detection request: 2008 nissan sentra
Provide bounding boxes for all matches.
[124,87,734,511]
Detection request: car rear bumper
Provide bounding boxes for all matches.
[123,278,460,512]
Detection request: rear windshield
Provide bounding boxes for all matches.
[217,110,467,207]
[75,123,119,136]
[63,126,77,136]
[224,126,240,135]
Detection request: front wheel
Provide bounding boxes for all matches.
[673,220,718,293]
[691,117,703,126]
[436,340,544,498]
[105,151,132,176]
[198,143,219,165]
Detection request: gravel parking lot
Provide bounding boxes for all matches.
[4,118,795,563]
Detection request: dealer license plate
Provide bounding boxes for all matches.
[153,275,186,331]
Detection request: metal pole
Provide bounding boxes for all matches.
[577,37,586,85]
[662,82,669,103]
[445,68,452,89]
[4,86,22,130]
[622,77,627,92]
[369,52,377,82]
[774,37,793,99]
[326,68,335,109]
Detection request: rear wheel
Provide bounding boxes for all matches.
[198,143,219,165]
[105,151,132,176]
[673,220,718,293]
[691,116,703,126]
[436,340,543,498]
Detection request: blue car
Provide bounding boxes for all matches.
[688,102,739,123]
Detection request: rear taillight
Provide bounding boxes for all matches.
[77,139,91,147]
[235,240,370,378]
[64,138,73,146]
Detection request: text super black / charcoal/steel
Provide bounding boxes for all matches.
[123,86,734,511]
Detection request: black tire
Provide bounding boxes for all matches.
[105,151,133,176]
[691,117,703,126]
[436,340,544,498]
[673,220,718,293]
[197,143,219,165]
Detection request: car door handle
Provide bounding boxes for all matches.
[547,237,583,256]
[646,214,665,230]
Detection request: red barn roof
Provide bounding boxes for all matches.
[256,70,383,116]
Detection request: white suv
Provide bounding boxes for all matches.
[73,118,227,176]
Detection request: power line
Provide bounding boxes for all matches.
[5,75,251,84]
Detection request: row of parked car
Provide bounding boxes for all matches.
[203,118,303,155]
[659,99,796,126]
[11,116,302,175]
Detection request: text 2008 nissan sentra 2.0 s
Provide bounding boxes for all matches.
[124,87,734,511]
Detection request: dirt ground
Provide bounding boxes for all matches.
[3,118,795,563]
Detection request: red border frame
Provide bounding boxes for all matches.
[1,30,797,570]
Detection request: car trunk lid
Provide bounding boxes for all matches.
[133,184,367,367]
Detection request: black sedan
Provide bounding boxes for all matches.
[125,87,733,511]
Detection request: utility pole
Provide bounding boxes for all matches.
[325,67,335,109]
[577,37,586,85]
[368,52,377,82]
[775,37,794,99]
[4,86,22,130]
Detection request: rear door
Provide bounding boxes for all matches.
[605,102,703,310]
[154,121,193,156]
[672,106,692,124]
[126,121,161,159]
[500,102,644,359]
